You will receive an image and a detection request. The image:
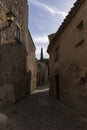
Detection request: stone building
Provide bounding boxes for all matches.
[26,30,36,92]
[47,0,87,117]
[0,0,36,106]
[36,60,48,86]
[36,48,48,86]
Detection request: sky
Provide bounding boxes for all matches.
[28,0,76,59]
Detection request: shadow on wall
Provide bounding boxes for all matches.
[28,70,31,91]
[37,62,48,87]
[0,41,31,105]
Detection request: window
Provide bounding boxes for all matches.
[15,25,20,39]
[75,21,84,48]
[77,21,84,41]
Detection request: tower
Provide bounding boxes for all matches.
[40,47,44,61]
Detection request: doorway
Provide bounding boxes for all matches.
[55,75,59,99]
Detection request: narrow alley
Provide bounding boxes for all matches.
[0,85,87,130]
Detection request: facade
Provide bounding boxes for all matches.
[0,0,36,106]
[36,48,48,86]
[36,60,48,86]
[26,31,36,92]
[47,0,87,117]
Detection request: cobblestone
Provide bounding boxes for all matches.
[0,85,87,130]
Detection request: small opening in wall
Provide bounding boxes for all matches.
[77,21,83,29]
[14,24,21,41]
[80,77,86,85]
[80,70,86,85]
[75,39,84,48]
[77,20,84,42]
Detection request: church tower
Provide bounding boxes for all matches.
[40,47,44,61]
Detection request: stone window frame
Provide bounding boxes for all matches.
[15,22,21,40]
[75,20,84,48]
[77,20,84,41]
[15,25,20,40]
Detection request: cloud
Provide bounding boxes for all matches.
[29,17,45,31]
[29,0,67,18]
[33,36,49,44]
[31,35,49,59]
[36,46,49,59]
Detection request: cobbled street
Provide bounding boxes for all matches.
[1,85,87,130]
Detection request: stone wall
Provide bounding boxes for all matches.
[36,60,48,86]
[0,42,30,105]
[25,31,36,93]
[0,0,28,44]
[48,0,87,117]
[0,0,36,106]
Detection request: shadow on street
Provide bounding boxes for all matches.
[0,84,87,130]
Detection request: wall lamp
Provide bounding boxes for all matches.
[0,11,15,32]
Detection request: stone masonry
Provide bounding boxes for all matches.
[36,60,48,86]
[25,30,36,93]
[47,0,87,117]
[0,0,36,106]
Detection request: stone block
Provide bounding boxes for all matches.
[0,84,15,106]
[0,113,8,129]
